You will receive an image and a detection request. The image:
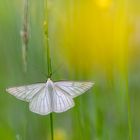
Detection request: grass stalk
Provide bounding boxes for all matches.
[44,0,54,140]
[50,113,54,140]
[21,0,29,72]
[46,28,54,140]
[21,0,29,139]
[126,85,132,140]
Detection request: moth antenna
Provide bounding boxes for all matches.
[26,61,48,79]
[51,63,64,77]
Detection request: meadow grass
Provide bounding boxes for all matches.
[0,0,140,140]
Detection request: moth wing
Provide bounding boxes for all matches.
[6,83,45,102]
[54,81,94,98]
[29,86,52,115]
[52,86,75,113]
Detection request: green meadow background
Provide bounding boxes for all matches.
[0,0,140,140]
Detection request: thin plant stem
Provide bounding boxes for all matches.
[50,113,54,140]
[21,0,29,139]
[44,0,54,140]
[126,86,132,140]
[46,22,54,140]
[21,0,29,72]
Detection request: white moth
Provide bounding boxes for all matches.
[6,78,94,115]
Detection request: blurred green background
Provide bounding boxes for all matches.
[0,0,140,140]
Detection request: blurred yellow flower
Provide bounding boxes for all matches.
[54,129,67,140]
[96,0,112,9]
[48,128,67,140]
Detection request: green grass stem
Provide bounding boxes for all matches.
[44,0,54,139]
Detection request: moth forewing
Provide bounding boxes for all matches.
[54,81,94,98]
[6,78,94,115]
